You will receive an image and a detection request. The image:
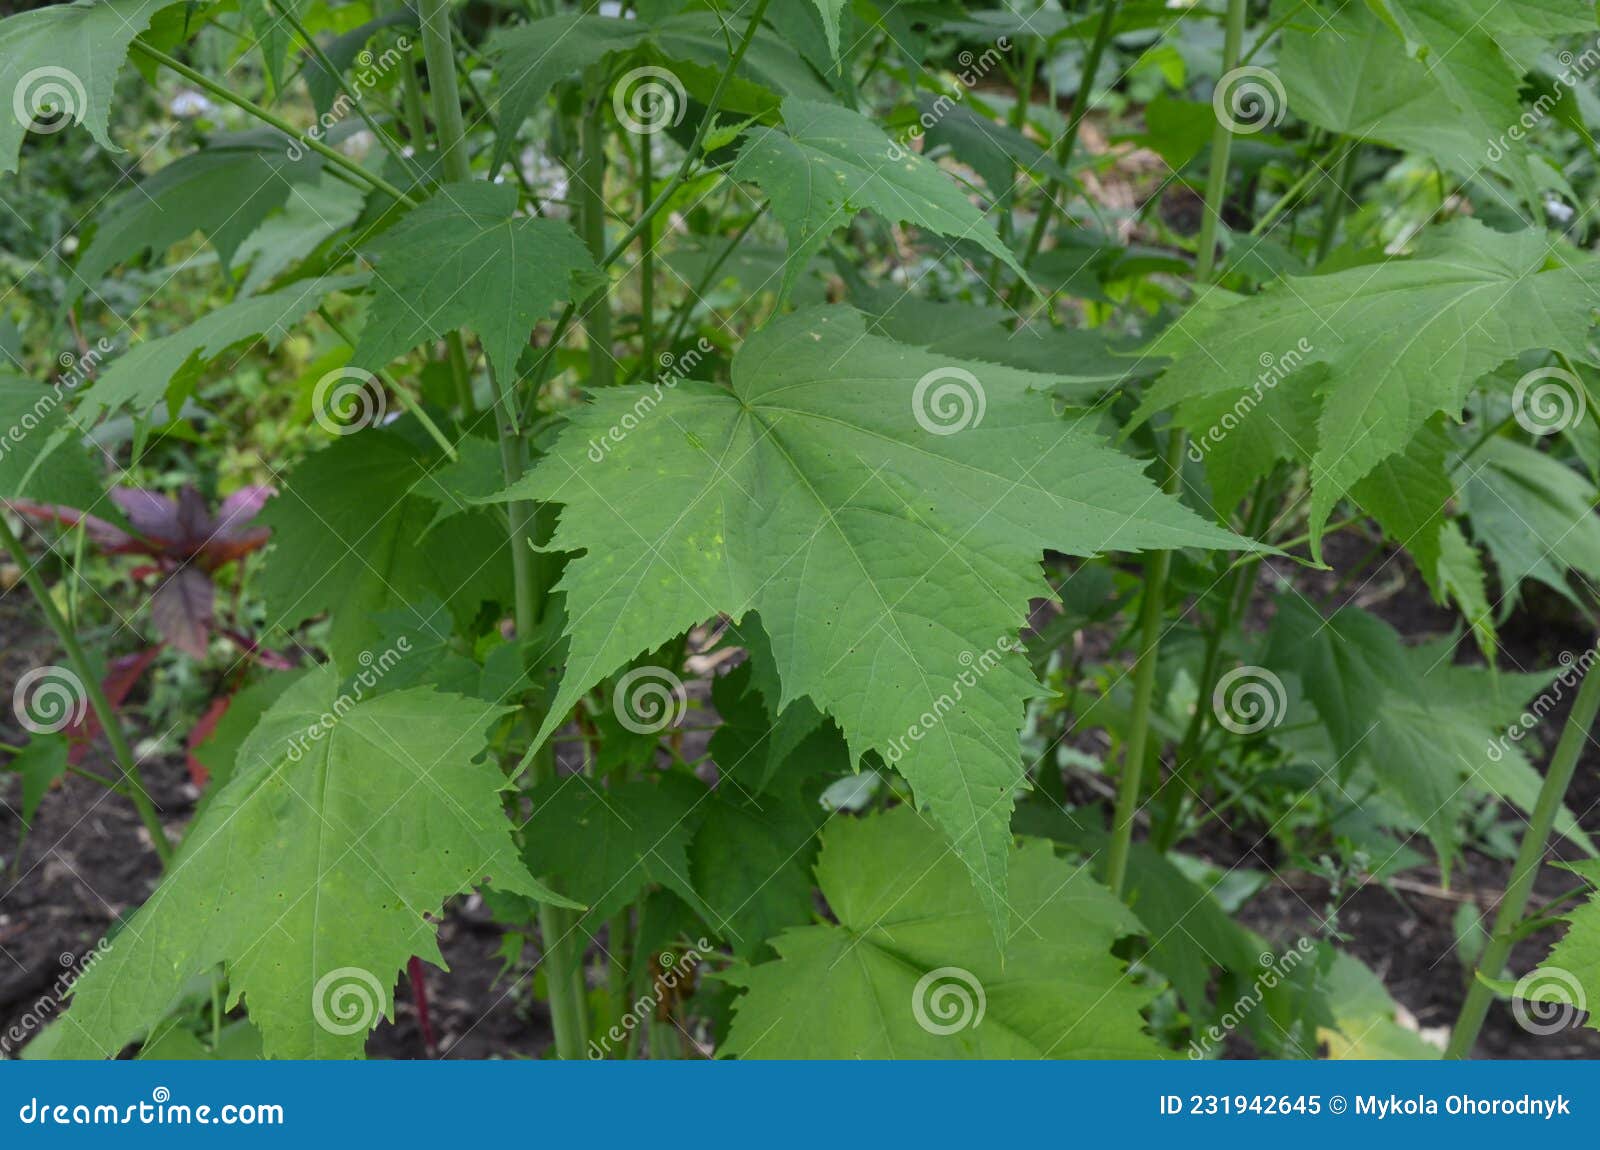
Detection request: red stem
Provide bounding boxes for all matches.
[408,956,436,1057]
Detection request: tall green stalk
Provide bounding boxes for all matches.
[0,514,172,867]
[1150,473,1278,851]
[576,1,614,391]
[1105,433,1180,896]
[415,0,587,1059]
[270,0,418,179]
[1193,0,1247,283]
[514,0,772,428]
[1315,142,1360,263]
[1105,0,1246,894]
[1014,0,1121,287]
[639,134,655,369]
[1446,660,1600,1058]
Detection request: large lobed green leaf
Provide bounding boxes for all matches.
[55,669,572,1059]
[78,275,364,424]
[723,807,1164,1058]
[0,0,180,176]
[353,182,597,384]
[1139,220,1600,552]
[70,139,325,304]
[488,306,1245,939]
[1282,1,1596,208]
[731,98,1032,302]
[256,429,513,663]
[1461,437,1600,615]
[1265,597,1592,870]
[486,11,829,172]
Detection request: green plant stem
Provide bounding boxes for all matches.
[1106,431,1183,896]
[130,42,413,206]
[1315,143,1360,263]
[606,909,630,1038]
[1446,659,1600,1058]
[399,39,429,145]
[514,0,771,420]
[0,514,172,867]
[270,0,418,178]
[1150,474,1278,850]
[316,308,458,460]
[1247,150,1331,239]
[66,763,127,793]
[211,976,224,1049]
[1240,2,1300,65]
[415,1,477,418]
[1269,513,1364,555]
[452,35,541,207]
[640,133,655,369]
[1107,0,1246,885]
[1193,0,1248,283]
[603,0,770,264]
[1016,0,1121,279]
[417,0,471,185]
[415,0,585,1059]
[576,60,615,391]
[627,204,765,386]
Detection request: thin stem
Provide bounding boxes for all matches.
[514,0,772,419]
[576,58,615,391]
[1270,513,1364,555]
[317,307,458,461]
[1106,431,1183,895]
[601,0,771,265]
[1247,144,1342,239]
[1193,0,1248,283]
[640,132,655,370]
[270,0,418,179]
[1446,659,1600,1058]
[211,975,224,1049]
[66,762,128,793]
[399,39,429,146]
[1315,143,1360,263]
[415,0,584,1059]
[1107,0,1246,885]
[1150,474,1279,850]
[130,42,413,206]
[1016,0,1121,278]
[1241,2,1300,65]
[0,514,172,866]
[605,908,630,1046]
[636,204,765,384]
